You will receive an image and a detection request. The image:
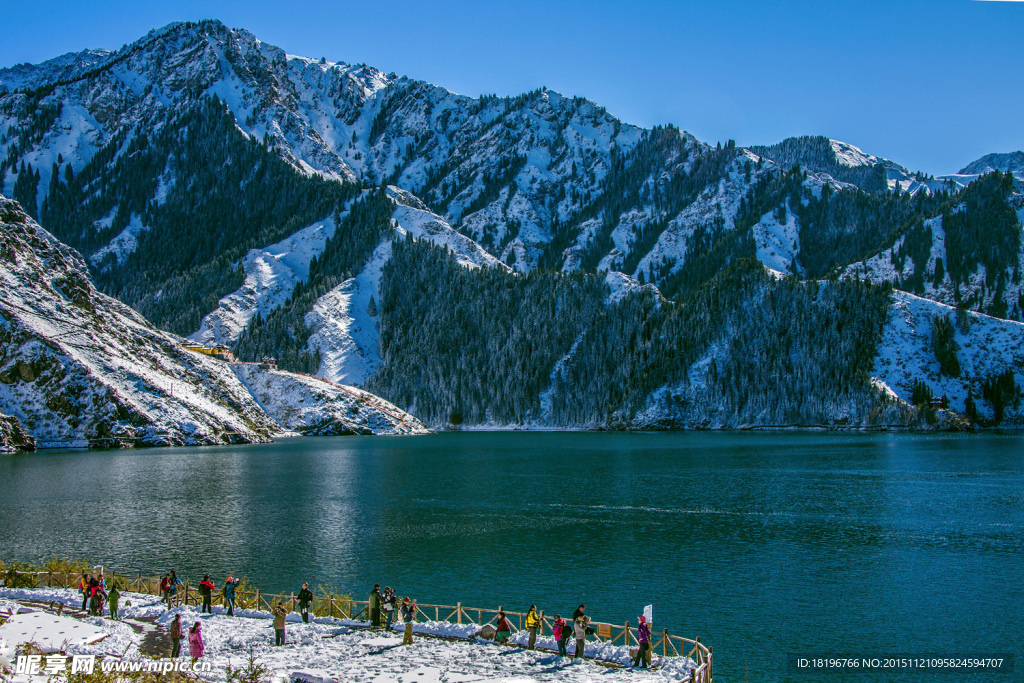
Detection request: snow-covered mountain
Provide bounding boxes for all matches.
[959,151,1024,177]
[0,195,424,449]
[2,20,1022,433]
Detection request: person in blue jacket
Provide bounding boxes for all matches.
[223,575,241,616]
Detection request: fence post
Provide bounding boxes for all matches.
[663,628,669,657]
[47,571,52,588]
[255,589,261,611]
[708,646,713,680]
[457,602,462,624]
[290,592,296,612]
[327,596,334,618]
[690,668,697,683]
[538,610,544,635]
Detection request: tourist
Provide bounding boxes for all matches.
[494,611,512,644]
[108,583,120,620]
[167,571,181,607]
[369,584,382,628]
[223,576,240,616]
[79,573,91,612]
[401,598,416,645]
[383,586,397,629]
[87,576,101,615]
[188,621,204,664]
[89,582,105,616]
[199,575,215,614]
[573,614,589,660]
[159,574,170,606]
[572,603,586,621]
[272,601,288,646]
[297,582,314,623]
[524,604,541,649]
[169,615,182,658]
[552,614,569,657]
[632,615,652,668]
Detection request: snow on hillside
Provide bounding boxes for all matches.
[307,189,509,386]
[830,139,878,167]
[0,587,699,682]
[1,20,647,276]
[388,187,509,271]
[89,213,148,268]
[959,151,1024,177]
[0,196,281,447]
[231,364,426,435]
[0,195,429,447]
[752,201,802,275]
[872,292,1024,424]
[635,151,765,278]
[192,216,339,345]
[605,271,660,303]
[838,214,1024,318]
[306,241,391,386]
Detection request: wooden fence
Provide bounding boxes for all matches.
[3,569,713,681]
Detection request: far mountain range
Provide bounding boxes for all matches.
[1,19,1021,445]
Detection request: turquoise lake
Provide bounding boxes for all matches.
[1,431,1021,681]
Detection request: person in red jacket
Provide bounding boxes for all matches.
[494,611,512,644]
[199,575,216,614]
[169,614,183,658]
[159,574,171,607]
[552,614,569,657]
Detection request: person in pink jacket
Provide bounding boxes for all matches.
[188,622,204,664]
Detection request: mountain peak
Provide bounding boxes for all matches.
[958,151,1024,177]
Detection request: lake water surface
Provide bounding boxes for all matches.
[1,432,1021,681]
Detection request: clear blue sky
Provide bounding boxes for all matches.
[5,0,1022,174]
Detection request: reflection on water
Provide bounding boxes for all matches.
[1,431,1022,682]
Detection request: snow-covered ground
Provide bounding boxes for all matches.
[0,588,697,682]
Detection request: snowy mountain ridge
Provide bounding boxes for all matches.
[1,21,1022,433]
[0,195,425,450]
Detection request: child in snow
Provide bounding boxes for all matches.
[188,622,204,664]
[272,602,288,646]
[169,615,182,658]
[297,582,314,623]
[494,612,512,644]
[159,574,170,606]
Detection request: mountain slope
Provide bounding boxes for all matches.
[0,195,425,447]
[2,21,1023,433]
[0,195,281,446]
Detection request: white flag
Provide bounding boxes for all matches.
[643,604,653,625]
